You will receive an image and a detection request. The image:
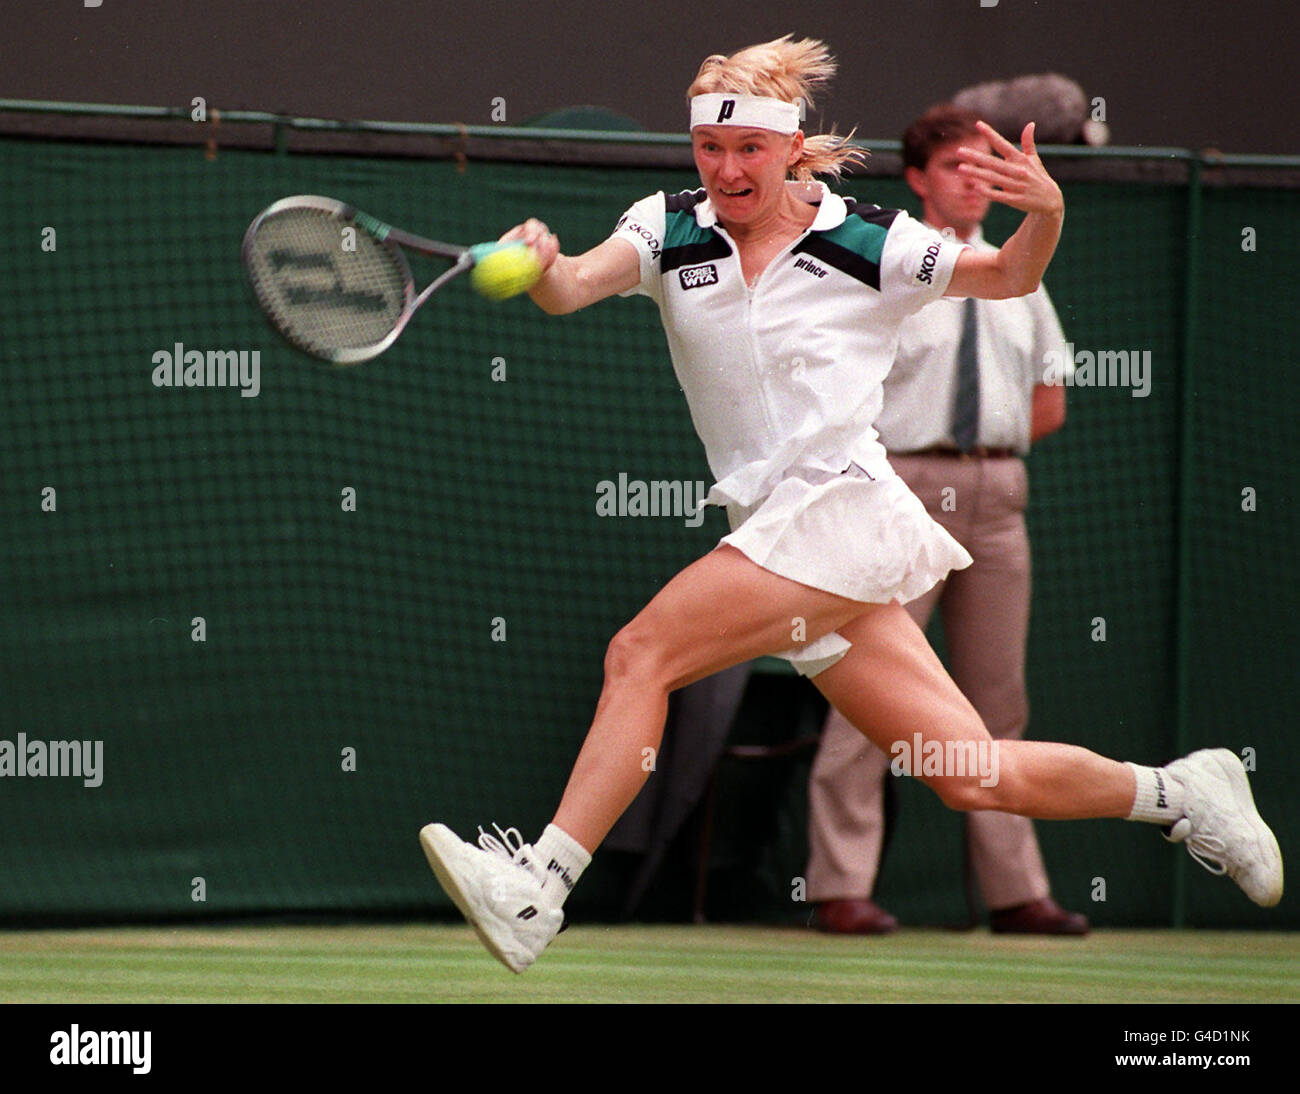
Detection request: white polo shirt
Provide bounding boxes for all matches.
[875,225,1070,454]
[612,182,967,507]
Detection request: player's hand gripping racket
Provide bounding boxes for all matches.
[242,195,540,364]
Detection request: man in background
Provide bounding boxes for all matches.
[806,104,1088,936]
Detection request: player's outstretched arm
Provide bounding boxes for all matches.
[498,218,641,314]
[945,121,1065,300]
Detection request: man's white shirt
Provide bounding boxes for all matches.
[875,226,1070,454]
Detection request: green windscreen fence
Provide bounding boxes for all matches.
[0,122,1295,928]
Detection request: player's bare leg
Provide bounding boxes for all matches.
[423,563,1281,974]
[421,544,873,972]
[814,603,1281,906]
[812,603,1134,818]
[551,544,875,849]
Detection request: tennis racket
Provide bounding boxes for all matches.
[242,194,494,364]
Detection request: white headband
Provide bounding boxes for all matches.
[690,93,801,135]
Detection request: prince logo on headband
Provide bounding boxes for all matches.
[690,93,801,135]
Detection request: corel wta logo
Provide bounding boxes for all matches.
[679,263,718,290]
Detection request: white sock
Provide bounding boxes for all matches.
[1125,763,1185,824]
[532,824,591,909]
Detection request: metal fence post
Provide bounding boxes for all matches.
[1171,153,1203,928]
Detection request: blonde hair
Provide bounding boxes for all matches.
[687,35,866,181]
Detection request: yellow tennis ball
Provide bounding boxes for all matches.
[470,242,543,300]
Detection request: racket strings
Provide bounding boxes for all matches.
[246,207,409,358]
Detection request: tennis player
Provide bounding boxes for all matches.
[421,36,1282,973]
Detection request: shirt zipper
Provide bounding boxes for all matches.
[745,230,812,435]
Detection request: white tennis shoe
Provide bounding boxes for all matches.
[419,822,563,973]
[1162,749,1283,907]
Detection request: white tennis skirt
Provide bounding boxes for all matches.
[720,463,973,605]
